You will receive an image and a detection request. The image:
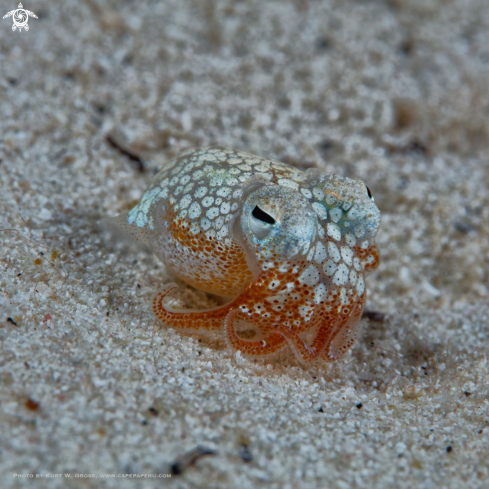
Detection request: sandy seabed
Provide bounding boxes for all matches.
[1,1,489,488]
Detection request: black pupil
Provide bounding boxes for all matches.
[252,206,275,224]
[366,186,373,199]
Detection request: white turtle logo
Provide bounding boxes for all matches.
[3,3,37,32]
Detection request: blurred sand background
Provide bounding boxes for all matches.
[1,0,489,487]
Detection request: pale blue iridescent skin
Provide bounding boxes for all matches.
[128,187,163,230]
[122,147,381,363]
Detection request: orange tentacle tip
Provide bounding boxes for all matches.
[120,147,381,365]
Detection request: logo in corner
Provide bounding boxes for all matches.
[3,3,37,32]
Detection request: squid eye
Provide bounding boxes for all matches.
[249,205,275,239]
[252,205,276,224]
[366,186,374,201]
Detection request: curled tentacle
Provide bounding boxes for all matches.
[224,309,287,358]
[153,283,227,332]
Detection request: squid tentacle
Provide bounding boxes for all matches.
[152,283,230,332]
[224,309,287,357]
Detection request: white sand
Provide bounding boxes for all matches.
[1,1,489,487]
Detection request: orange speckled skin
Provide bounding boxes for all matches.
[122,147,381,364]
